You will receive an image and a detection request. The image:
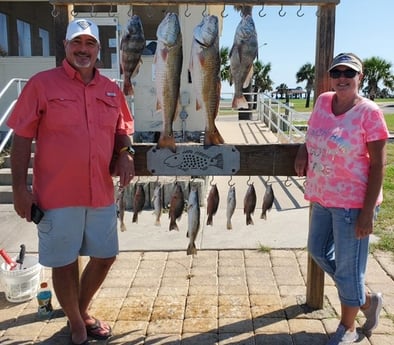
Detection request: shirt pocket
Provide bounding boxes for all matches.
[96,96,119,133]
[45,97,80,128]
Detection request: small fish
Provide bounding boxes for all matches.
[132,184,145,223]
[120,15,146,96]
[206,184,219,226]
[164,150,223,171]
[189,15,224,145]
[168,183,185,231]
[116,187,126,231]
[229,15,258,109]
[243,183,257,225]
[155,12,183,152]
[226,185,236,230]
[261,184,275,220]
[152,183,162,226]
[186,186,200,255]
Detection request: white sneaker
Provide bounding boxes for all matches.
[326,324,358,345]
[362,292,383,335]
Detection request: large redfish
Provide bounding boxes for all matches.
[189,15,224,146]
[229,15,258,109]
[155,12,183,152]
[120,15,145,96]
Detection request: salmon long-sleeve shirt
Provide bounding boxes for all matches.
[7,60,134,210]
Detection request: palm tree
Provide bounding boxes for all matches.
[252,60,273,109]
[296,63,315,108]
[220,46,231,82]
[276,83,288,99]
[362,57,394,100]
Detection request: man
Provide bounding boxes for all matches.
[7,19,134,345]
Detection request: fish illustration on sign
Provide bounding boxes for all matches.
[164,150,223,171]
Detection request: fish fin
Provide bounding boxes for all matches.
[132,212,138,223]
[186,242,197,256]
[246,214,254,226]
[232,95,249,110]
[204,128,225,146]
[130,60,142,78]
[158,134,176,152]
[206,215,213,226]
[260,211,267,220]
[120,223,127,232]
[243,67,254,89]
[226,221,232,230]
[169,220,179,231]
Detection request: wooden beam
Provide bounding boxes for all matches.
[132,143,300,177]
[49,0,340,6]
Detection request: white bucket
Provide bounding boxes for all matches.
[1,255,42,303]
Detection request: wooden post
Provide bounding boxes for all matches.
[306,3,336,310]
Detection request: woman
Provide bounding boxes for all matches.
[295,53,389,345]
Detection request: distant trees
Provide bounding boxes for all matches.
[296,63,315,108]
[362,56,394,100]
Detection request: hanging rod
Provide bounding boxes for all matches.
[49,1,340,6]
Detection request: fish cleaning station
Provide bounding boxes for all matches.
[3,0,340,313]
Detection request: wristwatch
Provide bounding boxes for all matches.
[119,146,135,157]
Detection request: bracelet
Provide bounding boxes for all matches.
[119,146,135,156]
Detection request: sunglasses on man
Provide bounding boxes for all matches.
[329,69,359,79]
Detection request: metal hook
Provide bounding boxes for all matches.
[210,176,215,186]
[51,4,59,18]
[70,8,78,17]
[228,176,235,187]
[259,4,267,17]
[221,5,228,18]
[297,4,304,17]
[146,4,153,18]
[202,3,208,17]
[315,8,321,17]
[108,3,115,17]
[185,4,191,17]
[247,176,253,186]
[279,5,286,17]
[90,4,97,17]
[127,5,132,17]
[284,177,292,187]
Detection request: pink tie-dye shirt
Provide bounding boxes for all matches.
[305,91,389,208]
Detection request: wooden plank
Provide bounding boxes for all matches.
[50,0,340,6]
[132,143,300,177]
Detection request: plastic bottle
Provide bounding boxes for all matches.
[0,248,17,270]
[36,282,53,318]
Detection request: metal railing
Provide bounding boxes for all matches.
[0,78,28,153]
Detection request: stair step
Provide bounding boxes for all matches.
[1,154,34,169]
[0,168,33,185]
[0,185,14,204]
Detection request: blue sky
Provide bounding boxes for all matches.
[220,1,394,94]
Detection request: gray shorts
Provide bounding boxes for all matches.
[37,205,118,267]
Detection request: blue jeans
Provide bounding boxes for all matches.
[308,202,370,307]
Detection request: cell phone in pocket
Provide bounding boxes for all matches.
[31,204,44,224]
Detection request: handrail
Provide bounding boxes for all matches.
[0,78,28,154]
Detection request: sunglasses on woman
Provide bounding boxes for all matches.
[329,69,358,79]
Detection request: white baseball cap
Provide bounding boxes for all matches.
[66,19,100,43]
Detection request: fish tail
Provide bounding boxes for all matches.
[226,220,232,230]
[261,211,267,220]
[169,220,179,231]
[187,242,197,256]
[204,128,225,146]
[246,214,254,225]
[158,134,176,152]
[213,153,224,169]
[232,95,249,110]
[154,218,161,226]
[132,212,138,223]
[120,223,127,232]
[206,215,213,226]
[123,81,133,96]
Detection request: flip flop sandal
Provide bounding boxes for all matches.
[85,317,112,340]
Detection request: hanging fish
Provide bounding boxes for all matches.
[155,12,183,152]
[229,15,258,109]
[132,184,145,223]
[261,184,274,220]
[226,185,236,230]
[116,186,126,231]
[206,183,219,226]
[120,15,146,96]
[168,183,185,231]
[243,183,256,225]
[189,15,224,145]
[186,186,200,255]
[152,183,162,226]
